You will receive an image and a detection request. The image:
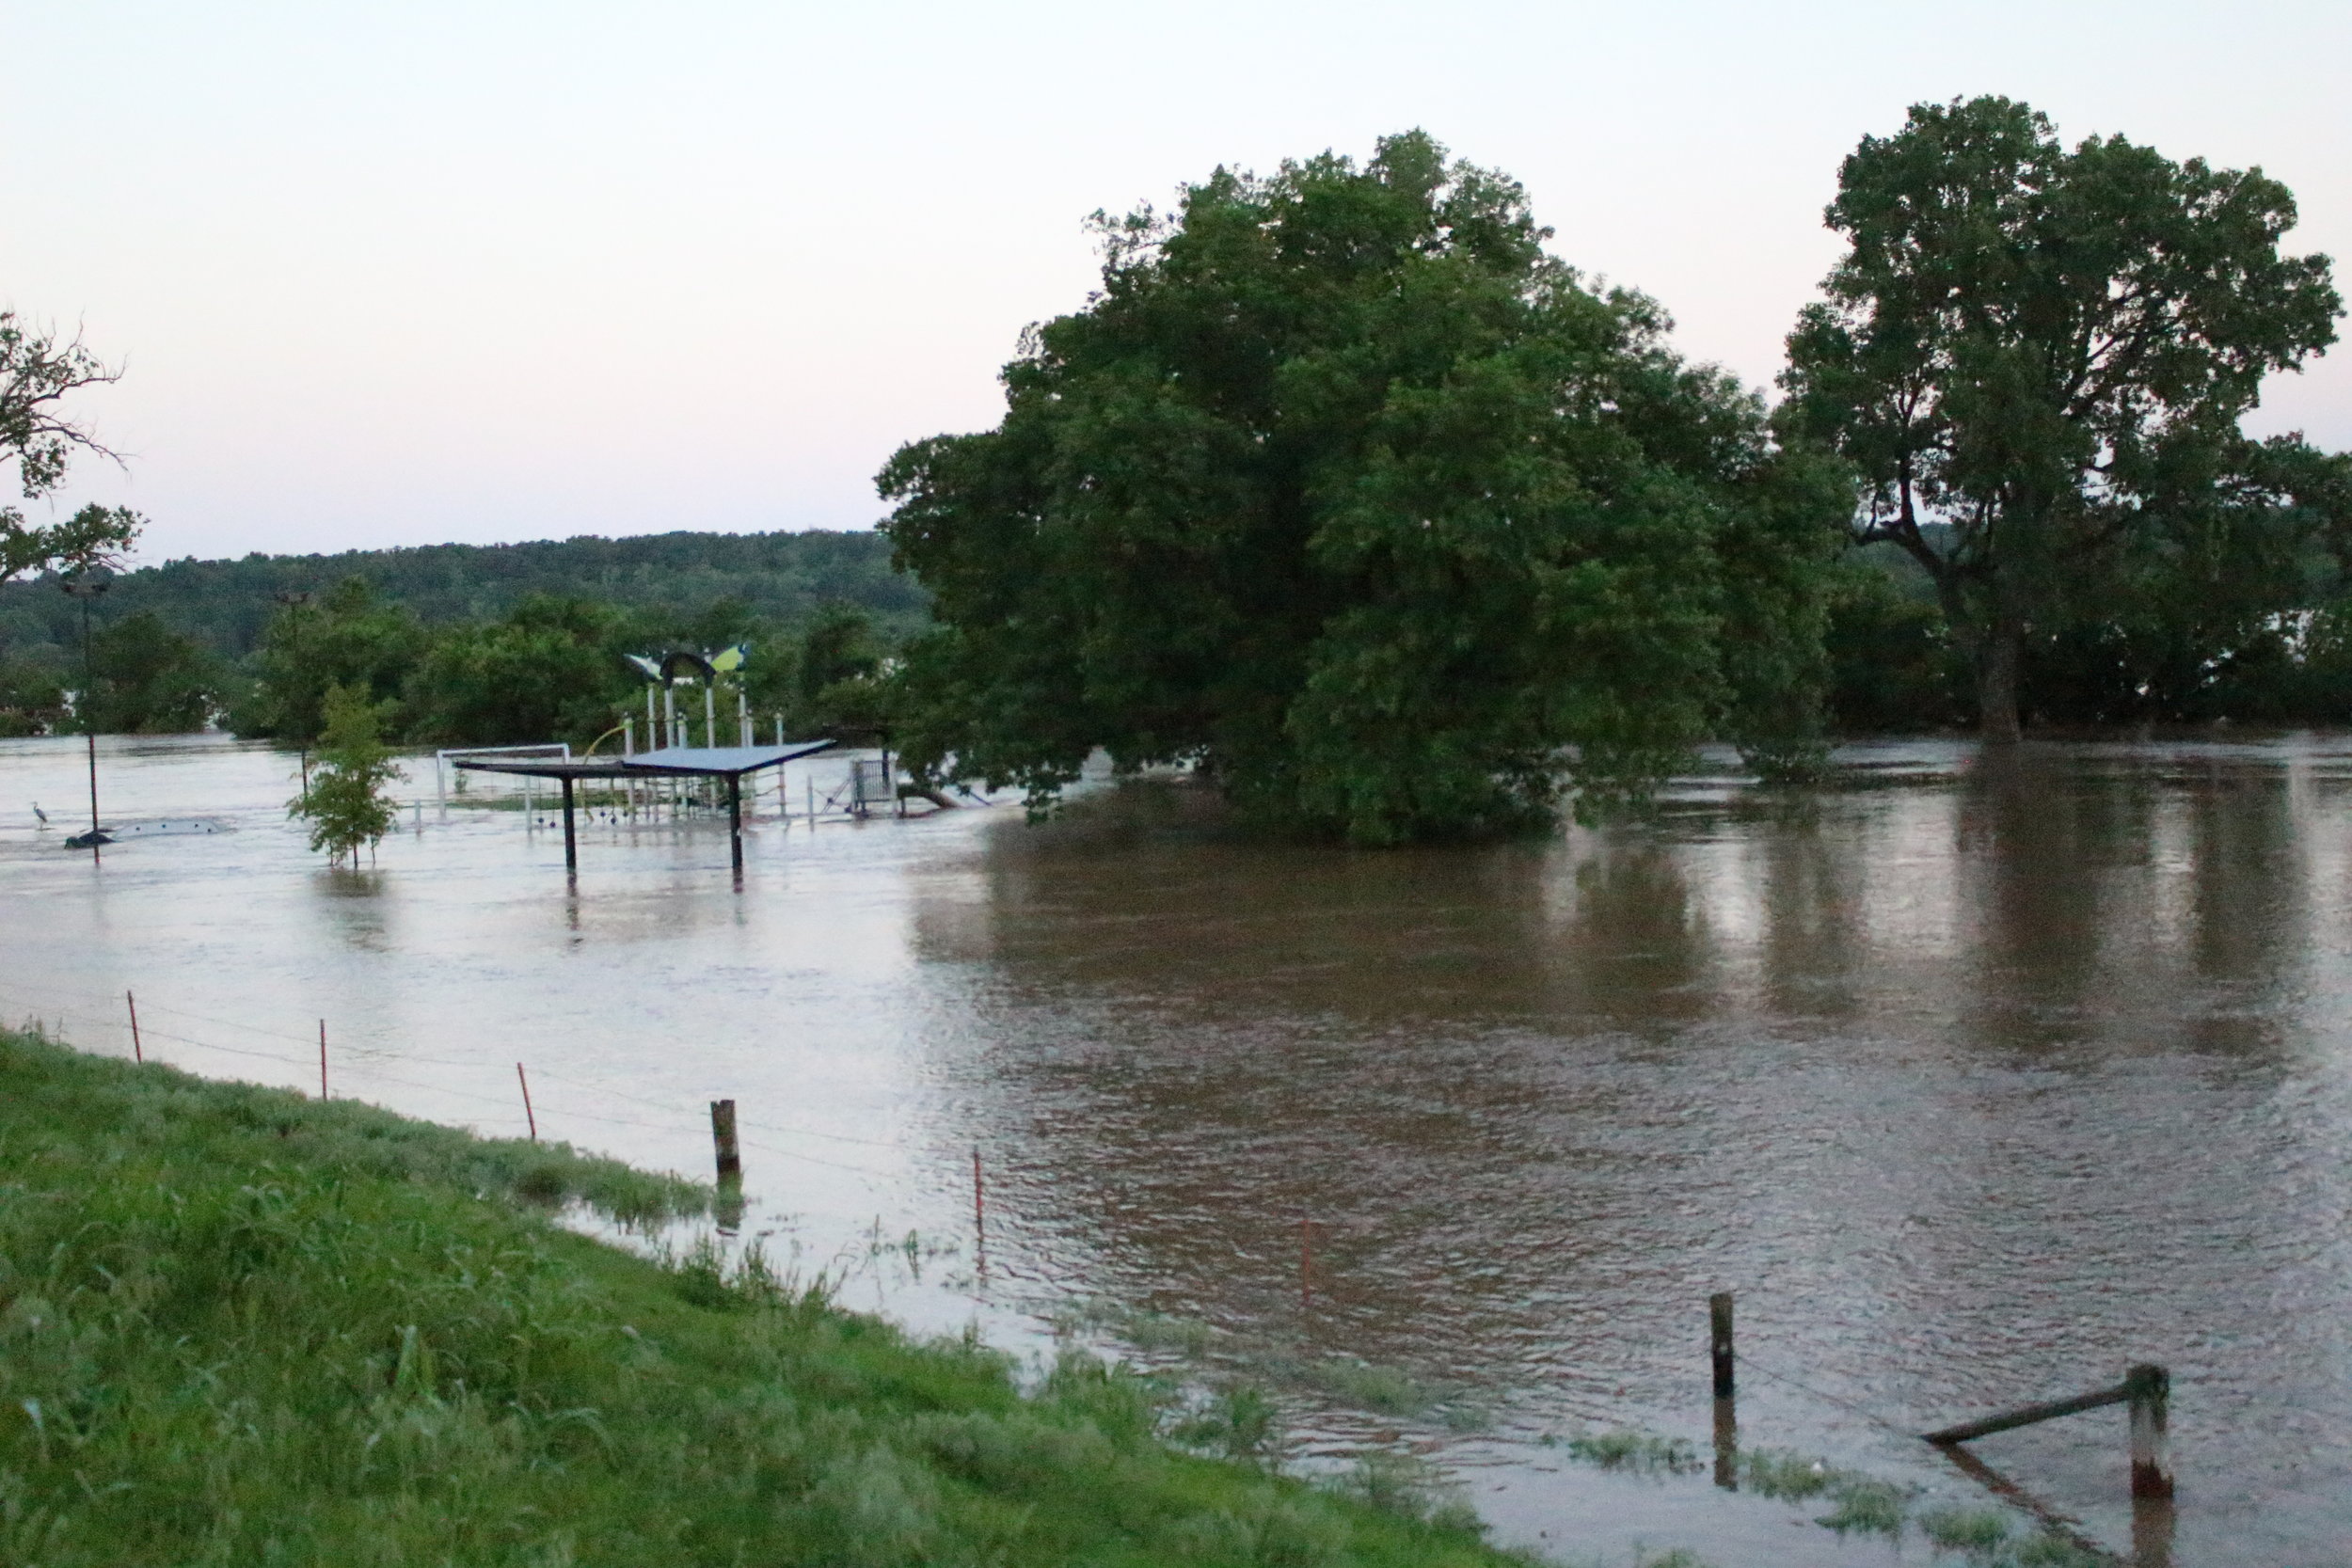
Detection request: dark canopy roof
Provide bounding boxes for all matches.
[449,740,834,782]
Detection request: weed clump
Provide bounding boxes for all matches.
[1914,1508,2106,1568]
[1739,1446,1833,1498]
[2009,1536,2106,1567]
[1322,1449,1485,1536]
[1124,1309,1220,1357]
[1303,1356,1438,1416]
[1816,1477,1907,1535]
[1173,1384,1286,1467]
[1050,1295,1470,1432]
[1565,1430,1702,1475]
[1157,1497,1354,1567]
[1919,1506,2013,1551]
[1734,1445,1910,1533]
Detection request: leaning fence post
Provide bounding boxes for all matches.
[2128,1364,2173,1499]
[971,1146,987,1284]
[1713,1387,1739,1491]
[709,1099,741,1183]
[1300,1212,1313,1311]
[1709,1291,1736,1399]
[126,990,142,1063]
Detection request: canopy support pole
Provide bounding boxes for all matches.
[727,774,743,876]
[561,776,578,872]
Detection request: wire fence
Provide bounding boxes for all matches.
[0,975,916,1184]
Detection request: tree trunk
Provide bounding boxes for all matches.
[1926,562,2025,745]
[1976,620,2023,744]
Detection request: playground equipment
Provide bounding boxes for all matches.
[435,744,570,811]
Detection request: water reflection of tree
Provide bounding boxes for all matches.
[913,802,1599,1026]
[1748,799,1871,1020]
[2179,759,2308,1016]
[1953,748,2306,1060]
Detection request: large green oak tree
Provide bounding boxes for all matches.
[880,133,1846,844]
[1780,96,2342,741]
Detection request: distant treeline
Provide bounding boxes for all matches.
[0,529,923,663]
[0,530,919,743]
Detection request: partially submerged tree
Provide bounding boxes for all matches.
[882,132,1844,844]
[0,311,142,582]
[790,604,890,737]
[405,594,633,747]
[1780,96,2343,741]
[88,610,222,733]
[2016,436,2352,722]
[290,683,402,866]
[0,651,67,737]
[231,578,430,742]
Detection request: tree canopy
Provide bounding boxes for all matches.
[1780,96,2344,740]
[233,579,433,742]
[87,611,224,734]
[881,132,1844,844]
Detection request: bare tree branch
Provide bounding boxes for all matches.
[1,312,127,499]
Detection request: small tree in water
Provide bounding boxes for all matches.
[291,683,402,866]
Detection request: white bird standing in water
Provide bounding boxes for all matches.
[31,802,47,826]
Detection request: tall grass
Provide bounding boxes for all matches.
[0,1027,1527,1566]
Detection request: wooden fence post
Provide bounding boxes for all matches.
[2128,1364,2174,1499]
[1925,1362,2176,1513]
[709,1099,741,1183]
[126,990,142,1063]
[1709,1291,1736,1399]
[1300,1213,1313,1311]
[516,1062,537,1142]
[1713,1387,1739,1491]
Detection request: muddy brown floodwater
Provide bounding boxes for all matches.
[3,733,2349,1565]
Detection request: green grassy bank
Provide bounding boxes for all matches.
[0,1028,1525,1567]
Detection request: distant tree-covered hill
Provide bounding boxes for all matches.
[0,530,923,662]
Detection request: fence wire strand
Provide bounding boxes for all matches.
[1,983,908,1182]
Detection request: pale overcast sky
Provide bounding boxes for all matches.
[4,1,2346,562]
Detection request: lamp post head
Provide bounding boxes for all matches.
[59,567,112,599]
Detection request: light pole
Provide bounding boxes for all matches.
[60,569,111,856]
[271,590,314,790]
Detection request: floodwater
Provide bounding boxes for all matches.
[3,733,2349,1567]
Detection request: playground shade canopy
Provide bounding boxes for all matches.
[445,740,835,782]
[450,739,836,876]
[613,745,833,775]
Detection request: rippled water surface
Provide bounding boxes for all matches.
[4,733,2350,1566]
